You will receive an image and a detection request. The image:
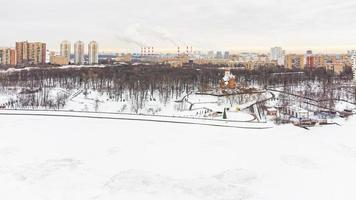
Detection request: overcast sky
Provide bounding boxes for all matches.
[1,0,356,53]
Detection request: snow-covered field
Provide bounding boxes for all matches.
[1,113,356,200]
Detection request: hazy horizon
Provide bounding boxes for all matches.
[1,0,356,53]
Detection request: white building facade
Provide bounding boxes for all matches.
[270,47,285,66]
[74,41,85,65]
[88,41,99,64]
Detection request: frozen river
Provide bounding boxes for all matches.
[0,113,355,200]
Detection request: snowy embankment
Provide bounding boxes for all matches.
[0,110,271,129]
[0,114,356,200]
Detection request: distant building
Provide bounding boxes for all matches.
[50,51,69,65]
[224,51,230,59]
[216,51,223,59]
[285,54,304,69]
[15,42,28,64]
[60,41,71,62]
[258,54,269,63]
[207,51,215,59]
[239,52,259,62]
[167,60,183,68]
[88,41,99,64]
[0,48,16,65]
[314,54,325,67]
[350,50,356,80]
[270,47,285,65]
[15,41,46,65]
[10,49,16,65]
[74,41,85,65]
[305,50,315,68]
[52,56,69,65]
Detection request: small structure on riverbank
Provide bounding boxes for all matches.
[266,107,278,116]
[284,106,309,119]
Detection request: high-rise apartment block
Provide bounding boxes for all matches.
[0,48,16,65]
[224,51,230,59]
[15,41,46,65]
[270,47,285,66]
[74,41,85,65]
[88,41,99,64]
[305,50,315,68]
[60,40,71,62]
[216,51,223,59]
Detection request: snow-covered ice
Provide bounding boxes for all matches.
[1,113,356,199]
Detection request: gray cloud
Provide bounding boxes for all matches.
[0,0,355,53]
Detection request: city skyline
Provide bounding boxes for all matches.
[0,0,355,53]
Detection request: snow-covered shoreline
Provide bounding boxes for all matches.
[0,109,272,129]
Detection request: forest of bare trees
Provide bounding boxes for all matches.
[0,64,354,111]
